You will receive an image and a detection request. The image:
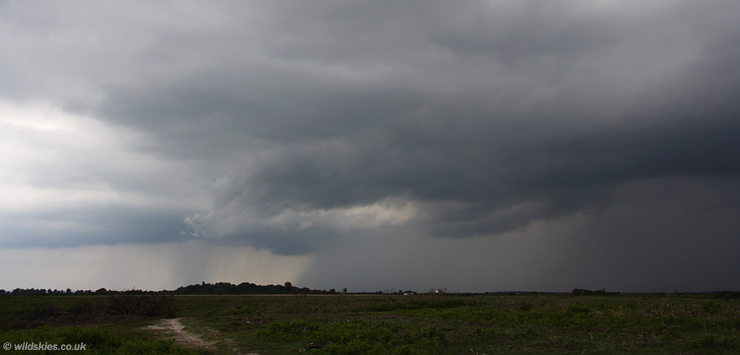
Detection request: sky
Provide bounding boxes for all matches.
[1,0,739,293]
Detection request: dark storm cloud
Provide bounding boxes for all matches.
[114,0,739,250]
[2,1,740,291]
[200,68,740,242]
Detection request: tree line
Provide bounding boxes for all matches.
[0,281,337,296]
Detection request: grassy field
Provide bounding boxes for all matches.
[1,293,739,354]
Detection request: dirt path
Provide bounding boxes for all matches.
[143,318,259,355]
[143,318,217,351]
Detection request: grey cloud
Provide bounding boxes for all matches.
[0,207,187,248]
[423,2,624,63]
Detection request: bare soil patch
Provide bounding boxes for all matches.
[143,318,260,355]
[143,318,217,351]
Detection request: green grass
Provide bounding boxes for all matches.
[2,294,739,354]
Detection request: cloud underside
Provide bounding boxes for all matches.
[174,14,740,253]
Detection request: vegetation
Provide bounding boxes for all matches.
[2,326,196,354]
[2,290,739,354]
